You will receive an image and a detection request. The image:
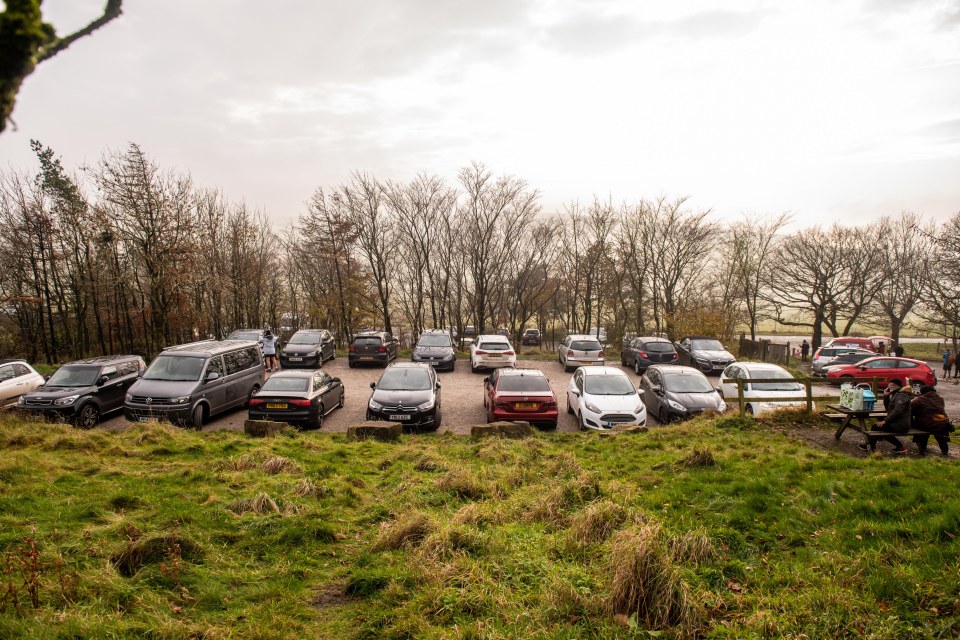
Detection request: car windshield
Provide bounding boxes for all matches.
[750,369,802,391]
[690,339,724,351]
[584,375,636,395]
[498,376,550,392]
[262,377,309,392]
[643,342,674,353]
[229,331,259,341]
[418,335,451,347]
[571,340,602,351]
[289,333,321,345]
[524,330,540,336]
[480,342,510,351]
[354,337,382,346]
[377,368,432,391]
[142,356,204,381]
[664,373,714,393]
[45,366,100,387]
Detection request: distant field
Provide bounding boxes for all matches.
[1,413,958,638]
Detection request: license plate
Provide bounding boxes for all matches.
[612,422,638,428]
[137,416,151,422]
[515,402,537,409]
[266,403,288,409]
[289,357,302,362]
[487,353,501,358]
[388,414,410,421]
[361,356,375,360]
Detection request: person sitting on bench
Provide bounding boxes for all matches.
[911,384,952,456]
[860,378,910,454]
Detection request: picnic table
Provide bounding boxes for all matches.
[829,404,886,448]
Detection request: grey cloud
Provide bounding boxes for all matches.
[918,117,960,143]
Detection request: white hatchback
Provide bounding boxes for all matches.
[719,362,806,416]
[566,366,647,430]
[0,359,45,408]
[469,335,517,372]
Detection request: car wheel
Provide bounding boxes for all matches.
[311,405,324,429]
[634,360,641,375]
[658,408,670,425]
[747,403,757,417]
[566,395,573,414]
[190,404,205,429]
[337,388,345,409]
[348,361,355,369]
[578,410,587,431]
[246,385,260,408]
[432,406,442,431]
[471,361,478,374]
[77,403,99,430]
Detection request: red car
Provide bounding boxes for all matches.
[483,367,558,428]
[825,356,936,388]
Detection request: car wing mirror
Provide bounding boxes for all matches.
[715,386,723,394]
[483,376,490,383]
[332,377,341,383]
[205,371,221,382]
[436,382,441,389]
[370,382,376,389]
[97,375,109,386]
[572,389,581,396]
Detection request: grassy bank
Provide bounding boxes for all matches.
[0,413,958,638]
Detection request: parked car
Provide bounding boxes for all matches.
[558,335,604,372]
[279,329,335,368]
[521,328,542,347]
[348,331,398,368]
[621,336,679,374]
[412,329,457,371]
[639,365,726,423]
[226,328,265,344]
[248,369,343,428]
[19,355,145,428]
[824,337,877,352]
[674,336,736,374]
[811,346,874,374]
[463,325,477,339]
[566,366,646,431]
[124,339,263,427]
[587,327,608,343]
[0,359,45,408]
[470,335,517,372]
[719,362,805,416]
[824,357,936,388]
[495,327,510,337]
[817,351,876,376]
[483,367,558,428]
[366,363,441,430]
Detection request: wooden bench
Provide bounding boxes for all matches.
[825,411,886,421]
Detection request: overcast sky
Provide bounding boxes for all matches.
[2,0,959,227]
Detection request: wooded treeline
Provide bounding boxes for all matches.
[1,142,958,363]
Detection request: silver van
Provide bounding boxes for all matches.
[124,340,264,427]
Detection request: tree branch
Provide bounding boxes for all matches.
[37,0,123,63]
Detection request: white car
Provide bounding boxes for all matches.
[559,334,605,372]
[469,335,517,372]
[566,366,647,430]
[719,362,806,416]
[0,359,46,408]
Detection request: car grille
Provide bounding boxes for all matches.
[23,398,52,406]
[129,395,174,404]
[710,360,731,368]
[600,413,637,424]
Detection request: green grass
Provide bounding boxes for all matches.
[1,413,958,639]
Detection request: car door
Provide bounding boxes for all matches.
[641,369,661,414]
[568,369,584,415]
[676,339,691,365]
[0,364,21,403]
[202,356,228,412]
[321,331,335,360]
[859,358,899,385]
[719,365,740,399]
[559,336,571,364]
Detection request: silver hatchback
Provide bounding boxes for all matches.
[559,334,605,372]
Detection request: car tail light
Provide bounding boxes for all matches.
[475,349,487,355]
[249,398,264,406]
[638,351,649,358]
[599,350,604,358]
[289,399,311,407]
[378,345,386,353]
[671,353,678,360]
[543,400,557,408]
[504,350,515,356]
[349,345,356,353]
[496,401,512,409]
[567,350,574,356]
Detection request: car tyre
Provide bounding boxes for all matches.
[578,410,587,431]
[634,360,641,375]
[471,360,479,374]
[746,403,757,417]
[311,404,324,429]
[190,404,205,429]
[566,395,573,414]
[658,408,670,425]
[432,406,442,431]
[77,403,99,430]
[337,388,345,409]
[246,384,260,408]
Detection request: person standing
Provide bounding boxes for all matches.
[944,349,953,380]
[801,339,810,362]
[955,349,960,378]
[910,385,951,456]
[262,328,279,372]
[894,343,904,358]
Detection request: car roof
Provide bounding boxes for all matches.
[498,367,545,377]
[267,369,318,378]
[292,329,324,334]
[636,337,672,343]
[737,362,789,374]
[860,356,925,364]
[355,331,386,337]
[229,328,262,333]
[477,334,509,341]
[386,362,432,370]
[62,355,141,366]
[567,334,602,341]
[648,364,705,375]
[0,358,27,365]
[161,340,259,356]
[523,328,540,332]
[581,366,628,376]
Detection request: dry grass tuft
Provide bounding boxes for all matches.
[543,451,584,479]
[413,453,445,472]
[568,500,627,546]
[110,533,201,577]
[262,455,302,475]
[421,523,486,558]
[214,454,260,472]
[435,467,487,501]
[682,448,716,467]
[474,439,518,464]
[525,474,602,526]
[228,493,280,515]
[291,477,333,498]
[607,524,698,635]
[670,529,716,566]
[373,512,434,551]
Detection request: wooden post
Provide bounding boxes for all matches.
[786,341,791,366]
[805,377,813,413]
[738,378,745,416]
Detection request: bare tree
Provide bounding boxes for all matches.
[872,212,933,344]
[729,212,791,339]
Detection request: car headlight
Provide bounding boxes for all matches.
[125,393,133,402]
[416,399,435,411]
[584,402,601,413]
[634,403,645,414]
[443,354,454,360]
[54,395,79,406]
[667,399,687,412]
[18,395,26,405]
[368,399,384,411]
[717,400,727,411]
[695,358,709,364]
[171,395,191,404]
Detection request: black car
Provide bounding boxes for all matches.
[248,369,343,428]
[521,328,542,346]
[280,329,335,368]
[639,365,726,424]
[19,355,145,429]
[348,331,398,368]
[621,336,679,374]
[366,363,441,430]
[674,336,736,373]
[818,351,876,377]
[412,330,456,371]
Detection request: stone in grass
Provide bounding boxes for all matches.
[346,422,403,442]
[471,421,533,439]
[243,419,290,437]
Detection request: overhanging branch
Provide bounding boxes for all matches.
[37,0,123,63]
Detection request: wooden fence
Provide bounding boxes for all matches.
[720,377,882,416]
[738,335,792,365]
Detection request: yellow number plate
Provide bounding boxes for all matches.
[515,402,537,409]
[266,403,288,409]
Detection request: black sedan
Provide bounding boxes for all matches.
[248,370,344,429]
[639,365,726,423]
[620,336,678,374]
[366,363,441,430]
[280,329,336,368]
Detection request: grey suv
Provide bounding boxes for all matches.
[348,331,398,368]
[124,340,264,427]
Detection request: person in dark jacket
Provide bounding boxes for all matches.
[860,379,910,453]
[911,385,951,456]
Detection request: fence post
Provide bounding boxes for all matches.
[871,377,878,396]
[805,377,812,413]
[738,379,745,416]
[786,341,791,366]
